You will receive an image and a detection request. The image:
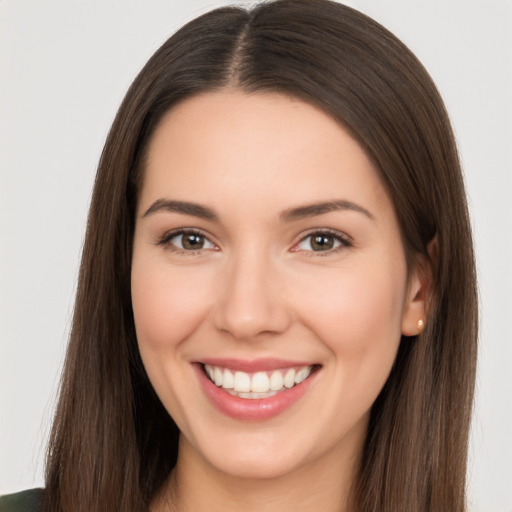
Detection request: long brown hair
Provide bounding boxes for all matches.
[44,1,477,511]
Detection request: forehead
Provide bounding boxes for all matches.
[140,90,392,221]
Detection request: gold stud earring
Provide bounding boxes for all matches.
[418,319,424,332]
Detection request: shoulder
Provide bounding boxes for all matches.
[0,489,44,512]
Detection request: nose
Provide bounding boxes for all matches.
[213,250,291,340]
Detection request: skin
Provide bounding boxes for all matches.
[131,91,428,512]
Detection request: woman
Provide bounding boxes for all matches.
[0,1,477,511]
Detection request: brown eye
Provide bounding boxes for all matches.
[295,231,349,253]
[163,231,216,252]
[182,233,205,250]
[310,234,335,251]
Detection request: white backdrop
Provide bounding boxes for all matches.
[1,1,511,510]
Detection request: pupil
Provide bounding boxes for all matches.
[183,234,204,250]
[311,234,334,251]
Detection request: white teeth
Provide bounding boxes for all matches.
[295,367,310,384]
[204,364,314,397]
[234,371,251,392]
[269,371,284,391]
[222,368,234,389]
[284,369,295,388]
[214,367,223,386]
[251,372,270,392]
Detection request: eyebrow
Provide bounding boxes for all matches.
[280,199,374,222]
[142,199,218,221]
[142,198,374,223]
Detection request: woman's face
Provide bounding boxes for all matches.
[131,91,425,480]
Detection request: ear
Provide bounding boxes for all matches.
[401,237,437,336]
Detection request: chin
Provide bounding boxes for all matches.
[210,449,305,481]
[183,426,314,480]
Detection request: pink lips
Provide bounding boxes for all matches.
[194,358,319,421]
[200,357,313,372]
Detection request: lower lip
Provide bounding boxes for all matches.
[195,364,318,421]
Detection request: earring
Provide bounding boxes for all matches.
[417,319,425,332]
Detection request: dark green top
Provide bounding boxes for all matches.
[0,489,44,512]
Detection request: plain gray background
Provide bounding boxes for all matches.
[1,1,511,510]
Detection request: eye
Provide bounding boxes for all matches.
[158,230,216,252]
[294,230,351,253]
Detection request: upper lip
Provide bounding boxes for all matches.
[197,357,317,372]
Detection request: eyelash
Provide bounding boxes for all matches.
[292,229,353,256]
[156,228,352,256]
[156,229,217,255]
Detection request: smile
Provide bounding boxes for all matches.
[196,360,320,421]
[203,364,314,399]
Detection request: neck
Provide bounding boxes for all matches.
[152,435,362,512]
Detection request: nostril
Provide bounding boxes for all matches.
[212,299,292,340]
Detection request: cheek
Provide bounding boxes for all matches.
[295,257,407,373]
[292,260,407,439]
[131,256,212,354]
[130,254,215,425]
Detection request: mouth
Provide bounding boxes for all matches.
[195,359,321,420]
[203,363,316,399]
